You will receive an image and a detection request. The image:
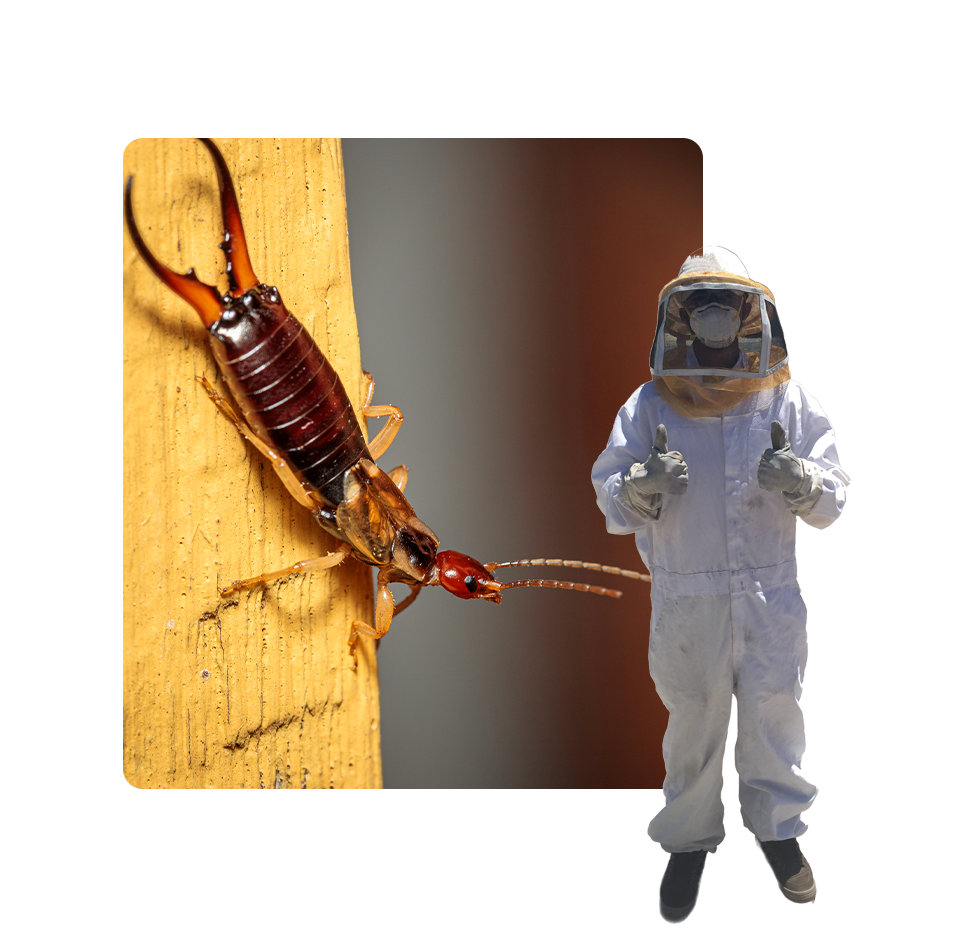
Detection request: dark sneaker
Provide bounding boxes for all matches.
[659,850,707,922]
[757,837,817,903]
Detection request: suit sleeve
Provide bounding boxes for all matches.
[786,386,850,529]
[591,386,657,534]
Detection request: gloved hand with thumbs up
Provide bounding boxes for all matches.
[620,424,689,520]
[757,420,824,514]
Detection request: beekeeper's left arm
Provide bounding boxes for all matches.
[757,404,850,529]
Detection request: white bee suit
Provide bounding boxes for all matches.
[591,378,848,853]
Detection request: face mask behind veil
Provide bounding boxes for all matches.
[687,303,741,349]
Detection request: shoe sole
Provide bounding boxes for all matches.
[782,882,816,903]
[755,838,817,904]
[660,898,697,922]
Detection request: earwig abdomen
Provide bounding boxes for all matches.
[209,288,369,510]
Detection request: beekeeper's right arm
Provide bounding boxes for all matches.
[592,395,687,529]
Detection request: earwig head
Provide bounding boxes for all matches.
[436,551,503,604]
[436,553,639,603]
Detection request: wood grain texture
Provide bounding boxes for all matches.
[123,139,382,788]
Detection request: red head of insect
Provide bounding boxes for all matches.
[435,551,503,604]
[432,552,643,603]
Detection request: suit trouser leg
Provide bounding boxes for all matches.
[648,592,734,853]
[732,584,817,841]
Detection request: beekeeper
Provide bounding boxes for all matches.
[591,246,849,922]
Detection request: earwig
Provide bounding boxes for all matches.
[124,138,651,670]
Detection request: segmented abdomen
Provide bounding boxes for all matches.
[208,295,367,508]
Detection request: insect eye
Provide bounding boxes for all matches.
[464,575,478,593]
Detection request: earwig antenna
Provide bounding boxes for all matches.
[497,579,623,598]
[485,558,652,583]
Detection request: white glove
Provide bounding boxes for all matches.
[757,421,823,516]
[620,424,688,519]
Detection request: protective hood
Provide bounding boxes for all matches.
[651,246,790,418]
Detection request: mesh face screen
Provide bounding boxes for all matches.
[682,288,745,312]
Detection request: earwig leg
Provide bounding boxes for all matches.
[197,373,246,426]
[387,465,409,492]
[197,375,320,511]
[220,542,352,597]
[360,370,404,459]
[363,404,404,460]
[392,583,422,617]
[348,578,395,671]
[361,370,376,409]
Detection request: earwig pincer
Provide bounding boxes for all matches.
[124,138,651,669]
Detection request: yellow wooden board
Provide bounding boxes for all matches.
[123,139,382,788]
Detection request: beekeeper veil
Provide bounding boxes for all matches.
[651,246,791,418]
